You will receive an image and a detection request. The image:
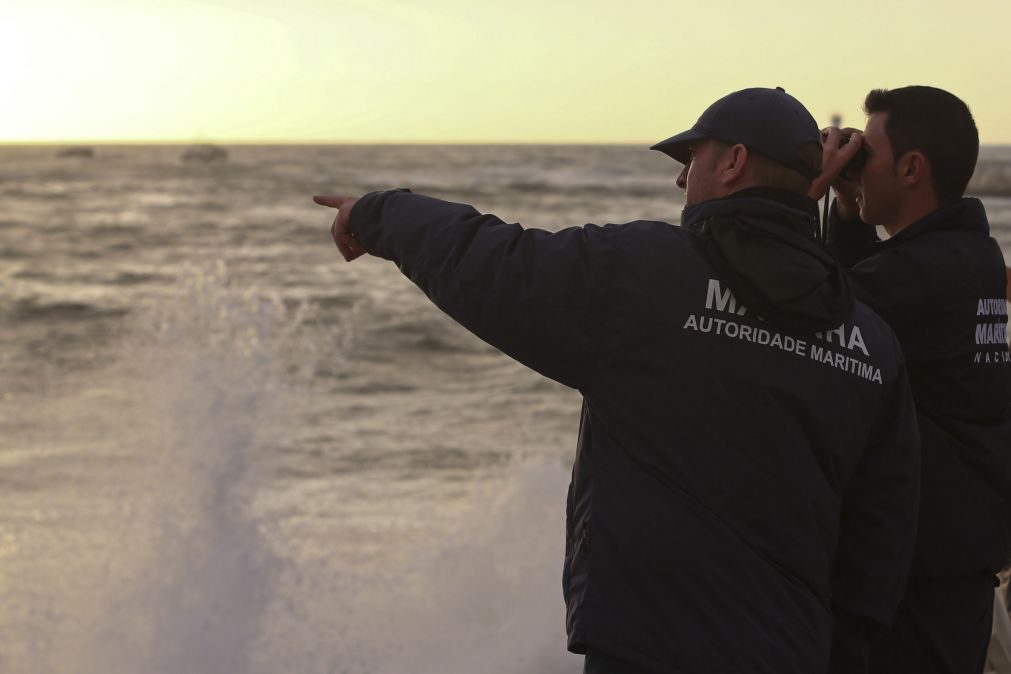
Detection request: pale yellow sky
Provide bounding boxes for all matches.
[3,0,1011,143]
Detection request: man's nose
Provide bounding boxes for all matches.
[676,166,688,189]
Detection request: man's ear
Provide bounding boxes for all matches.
[719,144,749,185]
[898,150,931,189]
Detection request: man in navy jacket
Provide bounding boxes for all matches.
[812,86,1011,674]
[315,88,920,673]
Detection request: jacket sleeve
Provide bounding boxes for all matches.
[348,189,617,390]
[829,357,920,674]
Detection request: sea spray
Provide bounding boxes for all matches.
[124,268,282,672]
[8,264,582,674]
[24,264,293,674]
[244,460,579,674]
[374,461,578,674]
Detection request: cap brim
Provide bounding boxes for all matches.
[649,129,708,164]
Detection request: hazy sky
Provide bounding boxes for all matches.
[4,0,1011,143]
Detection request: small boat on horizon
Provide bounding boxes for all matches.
[57,146,95,158]
[181,144,227,163]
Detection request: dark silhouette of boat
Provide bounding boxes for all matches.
[181,144,228,162]
[57,146,95,158]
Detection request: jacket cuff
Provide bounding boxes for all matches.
[348,188,412,243]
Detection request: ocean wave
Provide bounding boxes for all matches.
[5,298,129,322]
[11,268,166,287]
[360,315,492,355]
[277,445,510,480]
[969,161,1011,197]
[0,247,25,260]
[409,179,671,200]
[108,271,165,285]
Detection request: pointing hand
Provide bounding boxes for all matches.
[313,195,366,262]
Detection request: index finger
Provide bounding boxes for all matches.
[312,194,353,208]
[838,132,864,158]
[821,126,841,144]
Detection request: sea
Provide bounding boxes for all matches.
[2,144,1010,674]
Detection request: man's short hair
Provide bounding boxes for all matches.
[864,86,979,205]
[749,143,822,194]
[711,140,822,195]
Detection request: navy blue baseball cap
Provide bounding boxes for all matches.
[651,87,822,179]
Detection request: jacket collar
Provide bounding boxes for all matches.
[883,197,990,246]
[681,187,820,238]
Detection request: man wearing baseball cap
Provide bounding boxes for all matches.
[313,88,920,673]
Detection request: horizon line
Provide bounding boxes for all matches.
[6,139,1011,148]
[0,138,660,147]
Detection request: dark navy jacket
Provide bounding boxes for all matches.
[349,189,920,674]
[829,197,1011,579]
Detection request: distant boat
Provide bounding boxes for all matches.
[181,144,227,163]
[57,146,95,158]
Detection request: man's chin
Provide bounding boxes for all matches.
[856,198,870,224]
[857,203,886,229]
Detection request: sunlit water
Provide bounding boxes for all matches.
[1,144,1009,673]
